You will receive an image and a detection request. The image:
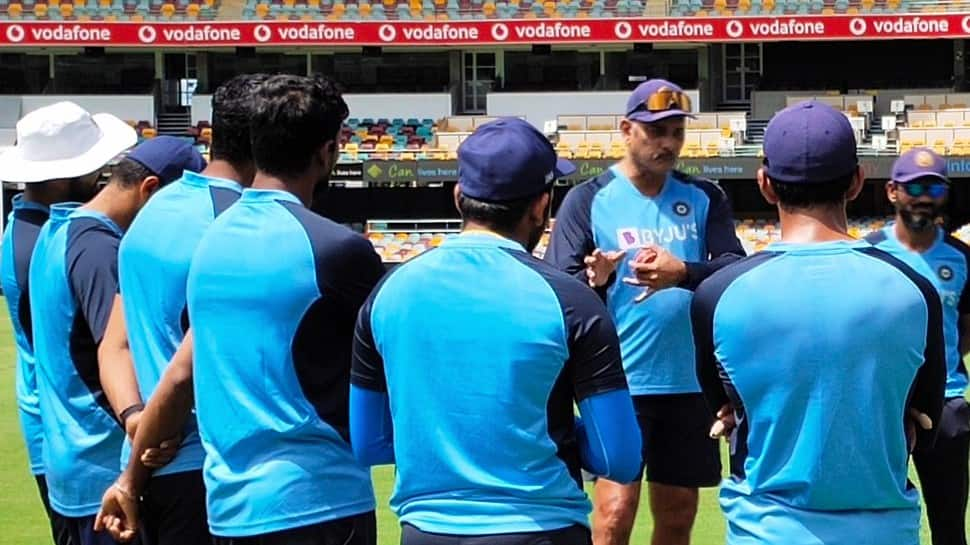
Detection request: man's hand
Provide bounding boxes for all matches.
[906,408,934,453]
[709,404,736,440]
[141,437,181,468]
[623,245,688,291]
[583,249,625,288]
[94,480,140,542]
[124,410,142,441]
[125,409,180,468]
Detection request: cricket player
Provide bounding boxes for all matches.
[693,100,946,545]
[866,147,970,545]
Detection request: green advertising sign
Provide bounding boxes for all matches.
[350,156,970,184]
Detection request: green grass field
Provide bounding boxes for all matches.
[0,308,961,544]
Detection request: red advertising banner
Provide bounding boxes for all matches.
[0,14,969,47]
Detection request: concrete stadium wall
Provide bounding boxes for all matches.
[486,89,701,129]
[752,88,952,119]
[20,95,154,124]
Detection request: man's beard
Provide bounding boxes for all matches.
[898,202,943,232]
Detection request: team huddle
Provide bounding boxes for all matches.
[1,73,968,545]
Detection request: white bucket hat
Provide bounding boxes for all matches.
[0,101,138,183]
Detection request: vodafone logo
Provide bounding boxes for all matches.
[254,24,271,42]
[491,23,508,41]
[5,24,24,43]
[962,15,970,33]
[614,21,632,39]
[849,18,867,36]
[378,24,396,42]
[137,25,156,43]
[725,19,743,38]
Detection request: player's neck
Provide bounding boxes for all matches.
[462,220,527,248]
[894,219,937,253]
[204,159,255,188]
[617,158,666,197]
[777,206,853,243]
[82,184,138,232]
[251,172,314,207]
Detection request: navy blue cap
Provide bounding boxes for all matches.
[763,100,858,184]
[625,79,696,124]
[458,117,575,202]
[892,147,949,184]
[126,136,207,186]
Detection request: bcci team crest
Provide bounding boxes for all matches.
[939,265,954,281]
[673,201,691,217]
[915,151,935,168]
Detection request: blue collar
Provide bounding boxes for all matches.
[240,188,303,206]
[11,193,50,214]
[440,230,526,252]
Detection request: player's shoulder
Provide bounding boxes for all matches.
[671,170,726,201]
[501,246,603,304]
[566,168,618,200]
[852,244,940,298]
[66,214,121,249]
[943,232,970,263]
[695,251,784,305]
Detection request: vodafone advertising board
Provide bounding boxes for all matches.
[2,14,970,47]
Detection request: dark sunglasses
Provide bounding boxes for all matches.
[897,181,948,199]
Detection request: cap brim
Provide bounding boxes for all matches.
[554,157,576,178]
[0,113,137,183]
[894,171,950,184]
[626,109,696,124]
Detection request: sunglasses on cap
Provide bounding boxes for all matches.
[896,181,948,199]
[631,89,692,114]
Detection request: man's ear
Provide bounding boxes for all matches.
[885,180,897,204]
[846,165,865,202]
[139,175,161,199]
[453,184,462,216]
[757,168,778,205]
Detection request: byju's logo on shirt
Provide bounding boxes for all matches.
[939,265,954,281]
[616,224,699,250]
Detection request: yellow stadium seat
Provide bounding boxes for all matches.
[34,3,48,15]
[482,1,495,14]
[59,3,73,16]
[821,7,833,14]
[186,3,200,16]
[160,2,175,16]
[130,12,143,20]
[255,3,269,16]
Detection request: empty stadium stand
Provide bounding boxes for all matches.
[0,0,218,21]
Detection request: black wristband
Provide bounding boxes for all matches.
[119,403,145,427]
